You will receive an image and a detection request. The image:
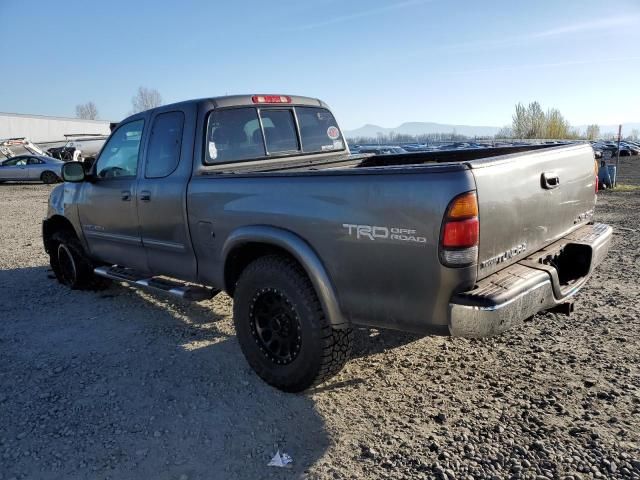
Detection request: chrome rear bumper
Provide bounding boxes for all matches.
[448,223,612,337]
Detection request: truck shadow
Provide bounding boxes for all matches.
[350,327,425,359]
[0,266,330,479]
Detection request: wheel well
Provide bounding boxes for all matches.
[224,243,300,297]
[43,215,77,253]
[40,170,57,179]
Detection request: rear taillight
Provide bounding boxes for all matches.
[252,95,291,104]
[442,218,479,248]
[440,191,479,267]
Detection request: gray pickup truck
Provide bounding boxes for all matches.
[43,94,612,391]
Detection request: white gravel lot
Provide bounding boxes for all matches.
[0,162,639,479]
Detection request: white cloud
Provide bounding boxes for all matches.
[528,15,638,39]
[406,14,640,57]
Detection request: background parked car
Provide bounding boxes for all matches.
[353,146,408,155]
[0,155,64,184]
[621,142,640,155]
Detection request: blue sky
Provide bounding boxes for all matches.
[1,0,638,130]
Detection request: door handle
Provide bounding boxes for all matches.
[541,172,560,189]
[139,191,151,202]
[121,190,131,201]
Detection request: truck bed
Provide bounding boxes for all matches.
[201,143,597,284]
[205,144,568,174]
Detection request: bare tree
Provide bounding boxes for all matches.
[495,126,513,139]
[585,124,600,141]
[512,102,545,138]
[512,103,528,138]
[528,102,546,139]
[131,86,163,113]
[629,129,639,141]
[75,101,99,120]
[512,101,574,139]
[544,109,570,139]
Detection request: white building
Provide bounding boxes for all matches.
[0,112,112,143]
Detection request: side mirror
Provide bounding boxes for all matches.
[61,162,86,182]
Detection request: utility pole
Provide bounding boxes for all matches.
[615,124,621,187]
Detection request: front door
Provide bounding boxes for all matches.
[77,119,148,272]
[137,109,197,281]
[0,156,28,180]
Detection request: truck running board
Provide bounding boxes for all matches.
[94,265,219,301]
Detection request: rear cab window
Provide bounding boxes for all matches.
[261,109,299,154]
[205,106,343,164]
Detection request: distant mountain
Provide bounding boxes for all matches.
[344,121,501,139]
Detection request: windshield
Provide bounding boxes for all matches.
[205,106,344,164]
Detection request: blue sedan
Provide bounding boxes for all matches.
[0,155,64,184]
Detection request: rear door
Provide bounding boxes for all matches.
[137,108,197,281]
[471,144,597,279]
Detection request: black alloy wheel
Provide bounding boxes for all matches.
[249,288,302,365]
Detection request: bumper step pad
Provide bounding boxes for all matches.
[448,223,612,337]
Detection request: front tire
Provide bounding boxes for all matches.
[233,255,352,392]
[41,171,59,184]
[49,231,110,290]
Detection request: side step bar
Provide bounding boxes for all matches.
[94,265,219,301]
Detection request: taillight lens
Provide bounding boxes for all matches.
[442,218,479,248]
[440,191,479,267]
[447,193,479,219]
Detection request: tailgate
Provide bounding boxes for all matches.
[470,144,597,280]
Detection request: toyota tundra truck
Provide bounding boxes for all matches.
[43,94,612,392]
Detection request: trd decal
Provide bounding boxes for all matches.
[342,224,427,244]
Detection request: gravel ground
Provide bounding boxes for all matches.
[0,161,639,480]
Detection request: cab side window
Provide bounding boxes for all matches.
[95,120,144,179]
[145,112,184,178]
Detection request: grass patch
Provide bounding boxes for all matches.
[612,184,640,192]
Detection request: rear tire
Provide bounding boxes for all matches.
[233,255,352,392]
[49,231,110,290]
[41,171,59,184]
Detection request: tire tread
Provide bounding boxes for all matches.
[50,231,109,290]
[233,255,352,392]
